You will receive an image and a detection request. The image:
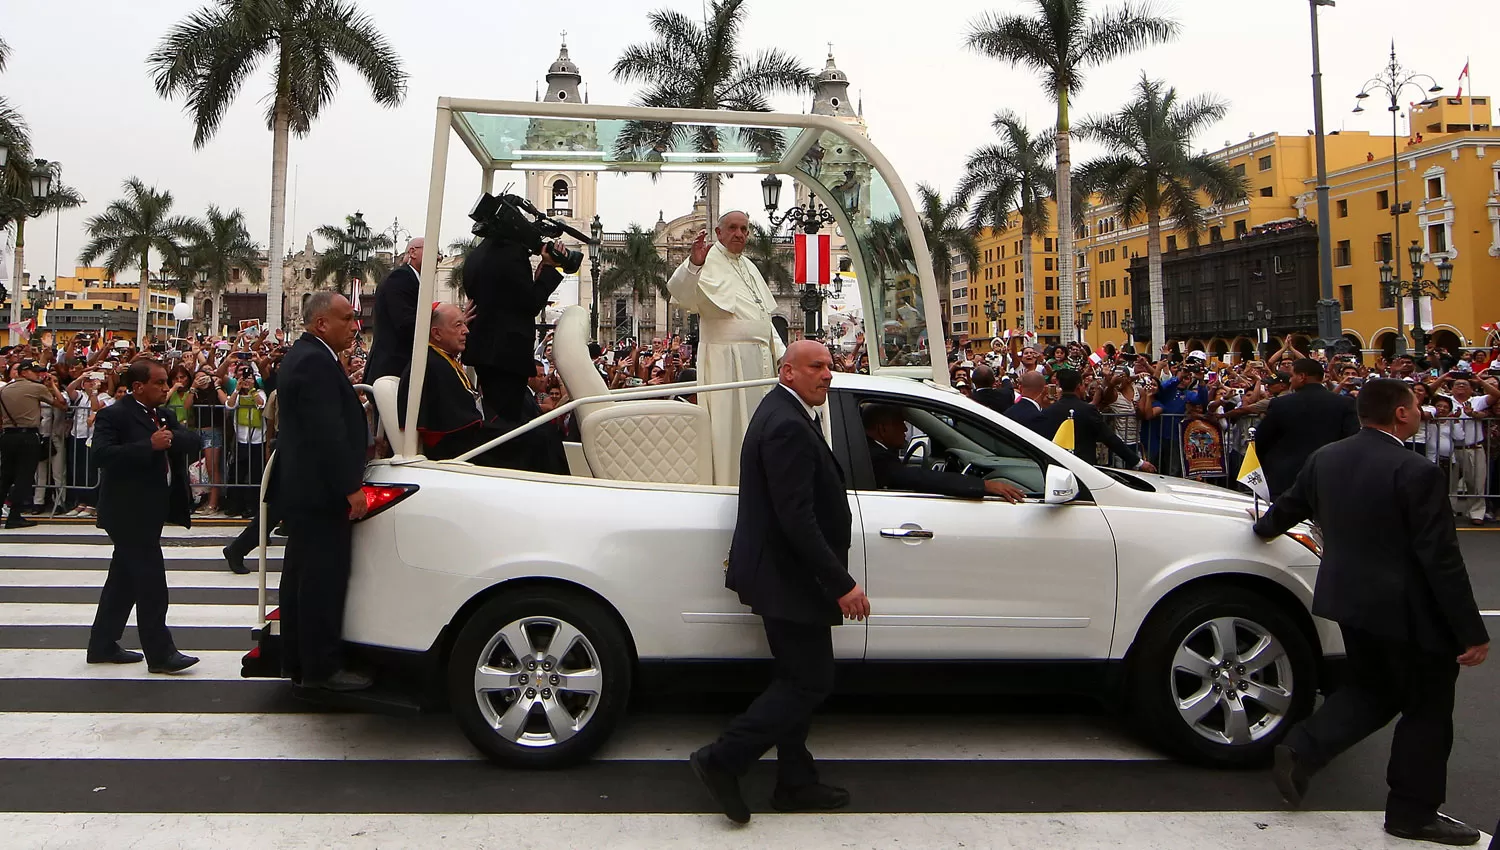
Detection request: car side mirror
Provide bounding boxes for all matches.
[1044,465,1079,504]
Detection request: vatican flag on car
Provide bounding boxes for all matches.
[1237,441,1270,503]
[1053,410,1076,452]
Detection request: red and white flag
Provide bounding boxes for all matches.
[1458,59,1470,96]
[1088,346,1107,366]
[794,232,832,286]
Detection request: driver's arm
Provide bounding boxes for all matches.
[870,438,987,500]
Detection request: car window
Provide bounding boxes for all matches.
[852,395,1048,495]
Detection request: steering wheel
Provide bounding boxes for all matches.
[945,449,984,477]
[901,441,926,465]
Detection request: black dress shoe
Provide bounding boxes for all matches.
[148,652,200,674]
[86,646,144,664]
[1385,815,1482,846]
[4,516,38,529]
[690,747,749,824]
[771,782,851,812]
[304,670,373,692]
[223,546,250,574]
[1273,744,1308,808]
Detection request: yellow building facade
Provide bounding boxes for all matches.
[964,94,1500,357]
[2,266,181,346]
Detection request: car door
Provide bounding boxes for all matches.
[836,390,1116,660]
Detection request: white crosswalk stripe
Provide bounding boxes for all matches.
[0,526,1489,849]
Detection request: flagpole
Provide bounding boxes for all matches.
[1468,58,1475,132]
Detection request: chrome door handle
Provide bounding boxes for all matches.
[880,526,934,540]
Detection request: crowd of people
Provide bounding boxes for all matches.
[930,334,1500,519]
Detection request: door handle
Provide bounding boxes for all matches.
[880,526,934,540]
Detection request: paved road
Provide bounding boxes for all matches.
[0,525,1494,849]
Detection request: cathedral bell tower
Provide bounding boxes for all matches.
[524,36,599,312]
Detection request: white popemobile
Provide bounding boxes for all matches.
[243,98,1343,771]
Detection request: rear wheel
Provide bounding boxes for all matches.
[1128,586,1316,767]
[448,589,632,768]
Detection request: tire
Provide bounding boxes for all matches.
[447,588,633,769]
[1127,586,1316,768]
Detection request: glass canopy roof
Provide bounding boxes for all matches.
[452,112,801,172]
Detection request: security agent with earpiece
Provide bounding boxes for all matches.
[461,193,584,424]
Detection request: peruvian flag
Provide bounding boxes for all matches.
[350,278,363,330]
[1458,59,1470,97]
[794,232,832,286]
[1089,346,1107,366]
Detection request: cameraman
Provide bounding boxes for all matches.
[460,231,567,454]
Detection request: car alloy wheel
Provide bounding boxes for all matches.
[473,616,603,747]
[1170,616,1294,746]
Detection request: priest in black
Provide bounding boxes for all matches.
[1255,378,1488,846]
[399,303,563,472]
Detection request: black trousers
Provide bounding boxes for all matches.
[472,366,531,424]
[0,429,43,515]
[279,512,353,682]
[705,617,834,789]
[470,365,567,474]
[1286,626,1460,827]
[226,499,283,561]
[88,529,176,662]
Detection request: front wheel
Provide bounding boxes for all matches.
[1128,587,1316,767]
[448,589,632,768]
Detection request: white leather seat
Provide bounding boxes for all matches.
[371,375,410,455]
[552,306,713,485]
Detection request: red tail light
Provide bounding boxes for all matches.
[357,484,419,521]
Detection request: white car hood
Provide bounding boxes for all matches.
[1135,474,1260,515]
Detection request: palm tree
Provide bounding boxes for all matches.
[916,184,978,340]
[312,216,392,293]
[744,223,793,294]
[599,224,669,339]
[79,178,196,341]
[1076,75,1247,354]
[613,0,814,240]
[444,237,479,293]
[1,155,84,323]
[147,0,406,332]
[957,111,1056,336]
[181,206,264,332]
[967,0,1178,344]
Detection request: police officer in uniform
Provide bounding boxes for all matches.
[0,359,68,529]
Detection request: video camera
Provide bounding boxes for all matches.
[468,192,589,274]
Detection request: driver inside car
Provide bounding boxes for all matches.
[863,404,1024,503]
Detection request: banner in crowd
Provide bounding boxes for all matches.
[1183,419,1225,481]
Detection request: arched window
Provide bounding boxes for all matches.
[551,179,572,217]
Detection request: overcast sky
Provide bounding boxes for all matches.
[3,0,1496,284]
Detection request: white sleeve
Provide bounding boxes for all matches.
[666,259,704,312]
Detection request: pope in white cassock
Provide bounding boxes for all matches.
[667,211,787,485]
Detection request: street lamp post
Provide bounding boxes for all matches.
[1120,310,1135,349]
[1381,240,1452,360]
[342,211,372,289]
[1354,43,1443,357]
[1075,309,1094,347]
[384,217,411,255]
[8,156,54,327]
[26,275,53,326]
[1247,300,1275,359]
[984,297,1005,339]
[764,175,845,341]
[1308,0,1340,353]
[589,214,604,340]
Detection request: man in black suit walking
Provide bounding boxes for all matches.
[271,292,372,692]
[1002,370,1049,434]
[363,237,424,385]
[86,359,202,674]
[970,364,1013,415]
[1255,378,1489,846]
[692,340,870,825]
[1253,358,1358,500]
[1040,370,1157,472]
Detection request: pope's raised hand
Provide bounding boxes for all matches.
[689,231,709,267]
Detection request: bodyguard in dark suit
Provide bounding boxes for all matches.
[1254,358,1359,500]
[1002,370,1049,435]
[691,341,870,825]
[970,364,1013,415]
[363,238,424,384]
[270,292,372,692]
[1039,370,1157,472]
[461,235,564,424]
[86,359,202,674]
[1256,378,1489,846]
[863,404,1025,501]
